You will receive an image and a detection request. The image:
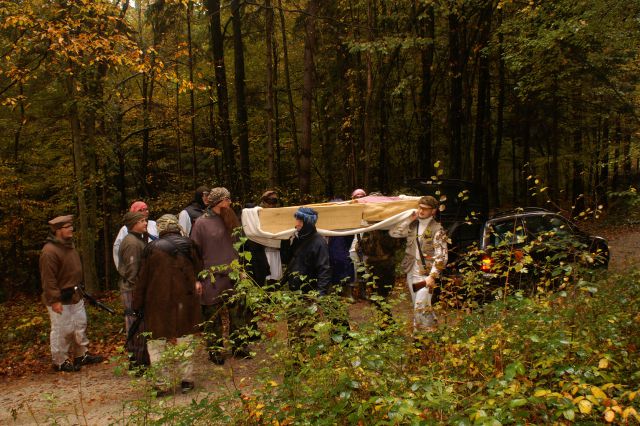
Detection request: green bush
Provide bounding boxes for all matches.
[122,237,640,425]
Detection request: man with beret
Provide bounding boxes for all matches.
[390,196,448,332]
[40,215,103,372]
[178,185,210,236]
[191,187,251,364]
[113,201,159,270]
[117,211,149,367]
[133,214,202,394]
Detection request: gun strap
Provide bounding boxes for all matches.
[416,234,430,273]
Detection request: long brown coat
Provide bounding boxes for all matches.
[132,233,202,340]
[190,211,239,305]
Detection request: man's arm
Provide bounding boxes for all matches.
[315,238,332,296]
[429,229,449,277]
[39,251,62,312]
[118,238,143,288]
[178,210,191,236]
[112,225,128,269]
[388,211,417,238]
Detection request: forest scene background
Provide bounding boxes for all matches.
[1,0,639,296]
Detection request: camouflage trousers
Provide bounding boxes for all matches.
[201,297,253,354]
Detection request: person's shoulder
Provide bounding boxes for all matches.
[41,242,57,255]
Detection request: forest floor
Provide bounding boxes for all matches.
[1,221,638,425]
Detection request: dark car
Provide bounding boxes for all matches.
[452,208,609,301]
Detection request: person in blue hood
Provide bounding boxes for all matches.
[282,207,331,296]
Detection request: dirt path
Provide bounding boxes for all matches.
[2,224,638,425]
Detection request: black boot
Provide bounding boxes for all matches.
[74,353,104,367]
[55,359,81,372]
[208,351,224,365]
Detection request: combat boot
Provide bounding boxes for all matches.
[55,359,81,372]
[74,352,104,367]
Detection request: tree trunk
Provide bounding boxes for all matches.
[474,1,493,187]
[265,0,276,187]
[187,0,197,188]
[205,0,237,192]
[491,8,504,207]
[572,128,585,215]
[278,0,300,182]
[612,116,621,191]
[231,0,251,196]
[448,12,463,178]
[207,84,221,182]
[300,0,319,194]
[418,3,435,178]
[66,76,99,293]
[597,119,609,206]
[363,0,375,189]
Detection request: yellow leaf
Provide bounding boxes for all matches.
[269,380,279,387]
[256,403,265,410]
[534,389,549,397]
[586,395,599,404]
[623,407,638,420]
[598,358,609,369]
[629,391,637,401]
[578,399,592,414]
[604,409,615,423]
[592,386,607,399]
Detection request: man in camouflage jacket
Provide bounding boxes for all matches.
[390,196,448,332]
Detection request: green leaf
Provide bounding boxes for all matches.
[562,409,575,421]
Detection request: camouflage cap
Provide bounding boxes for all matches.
[207,187,231,206]
[156,214,184,236]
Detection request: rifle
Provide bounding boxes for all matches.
[74,285,116,315]
[125,309,144,345]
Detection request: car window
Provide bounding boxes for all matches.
[524,214,572,238]
[486,218,525,247]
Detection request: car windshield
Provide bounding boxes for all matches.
[487,218,526,247]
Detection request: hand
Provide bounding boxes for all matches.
[195,281,203,296]
[410,211,418,221]
[425,275,436,289]
[51,302,63,314]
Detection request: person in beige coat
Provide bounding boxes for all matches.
[389,196,448,332]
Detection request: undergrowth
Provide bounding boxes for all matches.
[119,240,639,425]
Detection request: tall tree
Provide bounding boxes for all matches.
[300,0,319,194]
[265,0,277,187]
[204,0,237,192]
[231,0,251,195]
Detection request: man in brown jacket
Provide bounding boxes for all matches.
[117,211,148,367]
[39,215,103,372]
[133,214,202,393]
